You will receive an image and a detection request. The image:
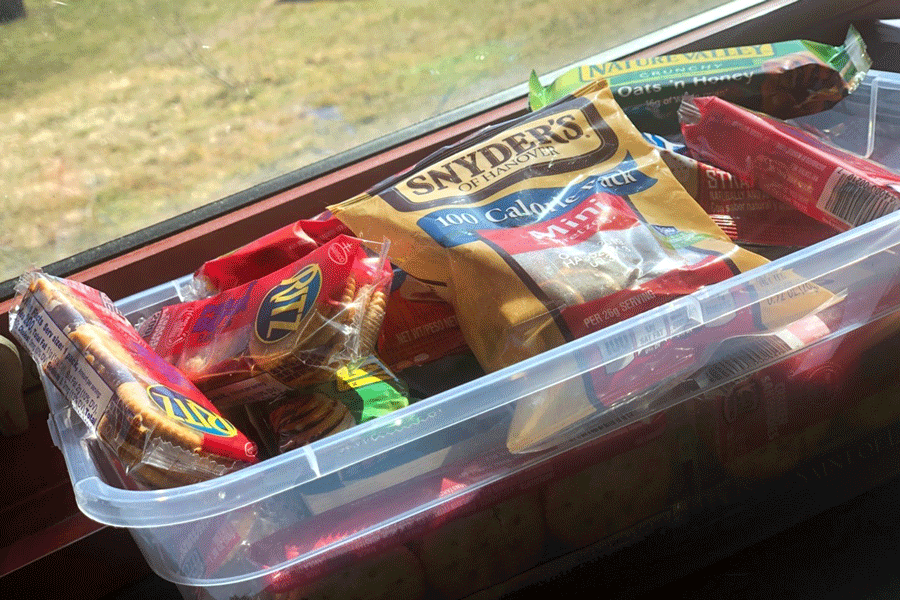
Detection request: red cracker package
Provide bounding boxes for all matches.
[139,235,393,408]
[377,269,468,372]
[251,407,678,600]
[694,312,849,480]
[193,213,352,296]
[190,212,467,373]
[10,272,259,489]
[680,95,900,231]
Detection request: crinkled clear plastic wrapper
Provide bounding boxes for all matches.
[139,235,394,409]
[10,271,259,489]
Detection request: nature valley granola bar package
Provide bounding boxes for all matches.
[529,26,870,134]
[330,79,833,453]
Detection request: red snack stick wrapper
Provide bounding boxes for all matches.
[646,135,838,248]
[193,212,352,297]
[680,95,900,231]
[10,272,258,489]
[139,235,393,408]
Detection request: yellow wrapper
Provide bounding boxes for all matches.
[331,80,833,452]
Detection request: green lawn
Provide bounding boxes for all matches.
[0,0,722,281]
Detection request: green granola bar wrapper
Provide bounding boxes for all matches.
[303,355,411,424]
[529,26,870,134]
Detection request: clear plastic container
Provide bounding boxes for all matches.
[43,70,900,600]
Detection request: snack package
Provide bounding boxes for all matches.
[189,212,467,373]
[10,272,258,489]
[139,235,393,408]
[192,213,352,297]
[539,412,676,551]
[694,313,850,480]
[254,392,358,454]
[306,354,411,423]
[377,269,468,372]
[821,262,900,434]
[529,26,870,133]
[679,95,900,231]
[330,79,833,452]
[256,408,678,600]
[642,133,839,248]
[271,545,427,600]
[247,356,411,454]
[416,493,545,599]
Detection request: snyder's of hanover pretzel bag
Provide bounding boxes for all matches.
[330,80,832,452]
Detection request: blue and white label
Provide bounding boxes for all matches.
[417,153,657,247]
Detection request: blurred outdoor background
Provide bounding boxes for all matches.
[0,0,726,281]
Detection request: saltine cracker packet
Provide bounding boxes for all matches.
[330,79,834,453]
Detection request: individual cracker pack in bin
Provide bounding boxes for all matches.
[139,235,393,409]
[812,259,900,436]
[529,26,870,134]
[330,79,835,453]
[377,268,468,372]
[434,409,679,558]
[691,312,850,481]
[191,212,351,298]
[9,272,259,489]
[246,355,412,455]
[252,457,547,600]
[188,211,468,374]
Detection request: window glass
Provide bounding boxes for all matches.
[1,0,732,281]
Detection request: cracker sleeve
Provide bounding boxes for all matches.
[9,271,259,489]
[376,268,468,372]
[192,213,352,297]
[140,236,393,408]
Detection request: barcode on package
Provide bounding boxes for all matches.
[699,335,793,387]
[600,305,697,362]
[818,168,900,227]
[598,305,700,376]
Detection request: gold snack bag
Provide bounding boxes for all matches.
[331,80,831,452]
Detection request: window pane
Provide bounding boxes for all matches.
[1,0,733,281]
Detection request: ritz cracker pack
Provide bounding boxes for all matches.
[330,79,834,453]
[190,212,469,373]
[139,235,393,409]
[10,272,259,489]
